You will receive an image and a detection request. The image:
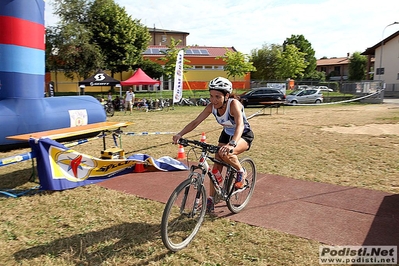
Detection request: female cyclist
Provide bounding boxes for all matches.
[172,77,254,212]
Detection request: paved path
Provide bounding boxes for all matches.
[98,170,399,247]
[384,98,399,104]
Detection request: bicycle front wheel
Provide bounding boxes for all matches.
[161,178,206,252]
[226,157,257,214]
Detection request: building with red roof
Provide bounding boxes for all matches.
[45,27,251,93]
[142,44,250,91]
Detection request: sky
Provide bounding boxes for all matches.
[44,0,399,59]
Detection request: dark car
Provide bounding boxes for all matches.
[239,87,286,107]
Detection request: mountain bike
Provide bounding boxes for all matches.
[161,138,257,251]
[103,100,115,117]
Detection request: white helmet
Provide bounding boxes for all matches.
[208,77,232,94]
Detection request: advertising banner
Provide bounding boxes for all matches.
[29,138,187,190]
[173,49,184,103]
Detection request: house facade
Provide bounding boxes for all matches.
[139,27,249,91]
[362,30,399,92]
[148,27,189,46]
[143,45,249,91]
[316,54,351,81]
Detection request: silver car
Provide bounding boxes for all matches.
[286,88,323,104]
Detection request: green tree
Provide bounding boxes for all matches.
[52,0,92,24]
[49,0,103,80]
[250,43,281,80]
[283,34,317,79]
[348,52,367,81]
[275,44,308,80]
[307,70,326,81]
[137,58,164,80]
[217,50,256,81]
[87,0,151,76]
[45,26,61,73]
[158,38,191,80]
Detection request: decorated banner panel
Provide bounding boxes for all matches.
[68,109,88,127]
[173,49,184,103]
[28,138,188,191]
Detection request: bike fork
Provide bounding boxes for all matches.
[183,172,203,217]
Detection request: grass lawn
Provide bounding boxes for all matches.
[1,102,398,265]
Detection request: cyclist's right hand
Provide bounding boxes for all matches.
[172,134,181,144]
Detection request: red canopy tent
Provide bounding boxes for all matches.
[120,68,160,86]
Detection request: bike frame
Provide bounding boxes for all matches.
[181,139,239,205]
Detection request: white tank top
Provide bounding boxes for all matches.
[211,98,251,136]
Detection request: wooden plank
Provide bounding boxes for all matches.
[6,122,133,141]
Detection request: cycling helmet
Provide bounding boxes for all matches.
[208,77,233,94]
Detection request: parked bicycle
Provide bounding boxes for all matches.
[158,98,170,111]
[138,98,171,112]
[102,100,115,117]
[161,138,257,251]
[178,97,195,106]
[196,97,210,106]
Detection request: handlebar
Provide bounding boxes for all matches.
[178,138,219,154]
[178,138,233,154]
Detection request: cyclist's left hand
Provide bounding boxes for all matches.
[172,134,181,144]
[218,144,231,156]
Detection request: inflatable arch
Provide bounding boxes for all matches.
[0,0,105,150]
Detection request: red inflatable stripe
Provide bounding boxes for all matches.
[0,16,45,50]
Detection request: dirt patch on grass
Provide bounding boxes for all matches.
[322,123,399,136]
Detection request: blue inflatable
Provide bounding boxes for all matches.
[0,0,106,150]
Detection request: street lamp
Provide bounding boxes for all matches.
[378,22,399,82]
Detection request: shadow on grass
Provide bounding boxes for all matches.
[13,222,169,265]
[0,168,35,189]
[0,166,43,198]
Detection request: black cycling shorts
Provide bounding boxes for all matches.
[218,130,254,150]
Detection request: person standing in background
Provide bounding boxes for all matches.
[125,87,135,114]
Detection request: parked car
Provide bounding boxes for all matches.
[239,87,286,107]
[286,88,323,104]
[298,85,312,90]
[297,85,333,92]
[317,86,333,92]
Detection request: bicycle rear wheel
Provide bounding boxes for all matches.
[161,178,206,251]
[106,105,114,117]
[226,157,256,214]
